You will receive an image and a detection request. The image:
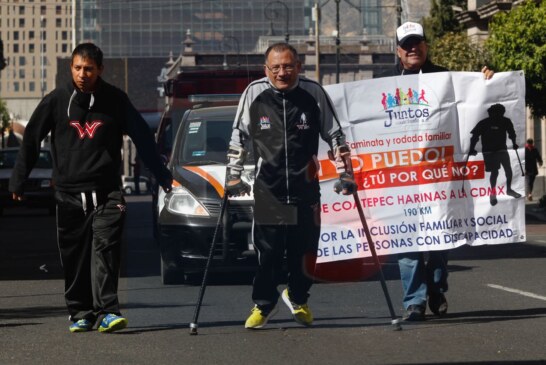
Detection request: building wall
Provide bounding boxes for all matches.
[0,0,74,120]
[78,0,311,56]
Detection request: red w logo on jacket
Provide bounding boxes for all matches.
[70,121,104,139]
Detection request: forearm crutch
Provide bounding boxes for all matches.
[189,192,229,335]
[351,191,402,331]
[330,148,401,330]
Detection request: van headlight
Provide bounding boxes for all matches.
[165,186,210,216]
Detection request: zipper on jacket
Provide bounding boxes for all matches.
[282,95,290,204]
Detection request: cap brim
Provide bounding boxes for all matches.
[398,35,425,47]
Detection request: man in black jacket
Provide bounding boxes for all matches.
[379,22,494,321]
[226,43,356,329]
[10,43,172,333]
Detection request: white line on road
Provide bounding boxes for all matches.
[487,284,546,301]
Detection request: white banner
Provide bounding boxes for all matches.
[316,71,526,263]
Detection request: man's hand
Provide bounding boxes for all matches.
[513,143,519,150]
[469,149,478,156]
[226,175,250,197]
[333,172,357,195]
[481,66,494,80]
[12,192,24,201]
[160,177,173,193]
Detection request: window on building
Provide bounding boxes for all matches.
[29,43,35,53]
[29,31,35,40]
[56,5,62,15]
[19,56,25,66]
[41,6,46,15]
[14,31,19,40]
[29,82,35,92]
[62,31,68,40]
[56,18,62,28]
[13,44,19,53]
[19,18,25,27]
[14,82,20,92]
[19,6,25,15]
[19,69,25,79]
[62,44,68,53]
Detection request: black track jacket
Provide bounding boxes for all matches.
[228,76,345,204]
[10,78,171,194]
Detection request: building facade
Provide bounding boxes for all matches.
[0,0,75,119]
[1,0,424,121]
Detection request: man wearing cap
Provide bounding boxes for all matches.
[379,21,494,321]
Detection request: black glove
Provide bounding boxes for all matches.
[469,149,478,156]
[513,143,519,150]
[334,172,357,195]
[226,175,250,197]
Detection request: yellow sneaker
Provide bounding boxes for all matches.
[244,305,278,329]
[281,289,313,326]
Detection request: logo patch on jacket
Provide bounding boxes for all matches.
[70,121,104,139]
[259,116,271,130]
[296,113,310,130]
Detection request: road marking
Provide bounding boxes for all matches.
[487,284,546,301]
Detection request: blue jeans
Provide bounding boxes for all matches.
[398,251,449,309]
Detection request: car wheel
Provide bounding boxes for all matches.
[160,254,185,285]
[124,187,133,195]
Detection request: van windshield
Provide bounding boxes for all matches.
[178,118,253,165]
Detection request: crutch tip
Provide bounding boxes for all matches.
[189,323,198,335]
[391,318,402,331]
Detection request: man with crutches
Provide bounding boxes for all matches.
[225,42,357,329]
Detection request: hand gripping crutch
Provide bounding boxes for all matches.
[331,149,401,330]
[189,192,229,335]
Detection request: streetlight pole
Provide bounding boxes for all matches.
[313,3,321,82]
[333,0,361,84]
[40,16,45,98]
[335,0,340,83]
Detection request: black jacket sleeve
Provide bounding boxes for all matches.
[9,92,55,194]
[121,94,172,187]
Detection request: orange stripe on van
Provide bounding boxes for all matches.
[183,166,225,198]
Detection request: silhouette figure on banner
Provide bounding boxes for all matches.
[468,103,522,206]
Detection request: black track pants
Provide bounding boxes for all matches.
[55,189,126,323]
[251,201,321,308]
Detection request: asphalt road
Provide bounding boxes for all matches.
[1,195,545,365]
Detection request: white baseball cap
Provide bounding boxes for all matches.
[396,22,425,46]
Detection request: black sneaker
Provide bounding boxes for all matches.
[428,292,448,316]
[403,304,425,321]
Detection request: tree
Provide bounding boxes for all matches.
[429,32,489,72]
[486,0,546,119]
[422,0,466,44]
[0,98,11,148]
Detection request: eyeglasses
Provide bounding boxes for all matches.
[265,63,296,74]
